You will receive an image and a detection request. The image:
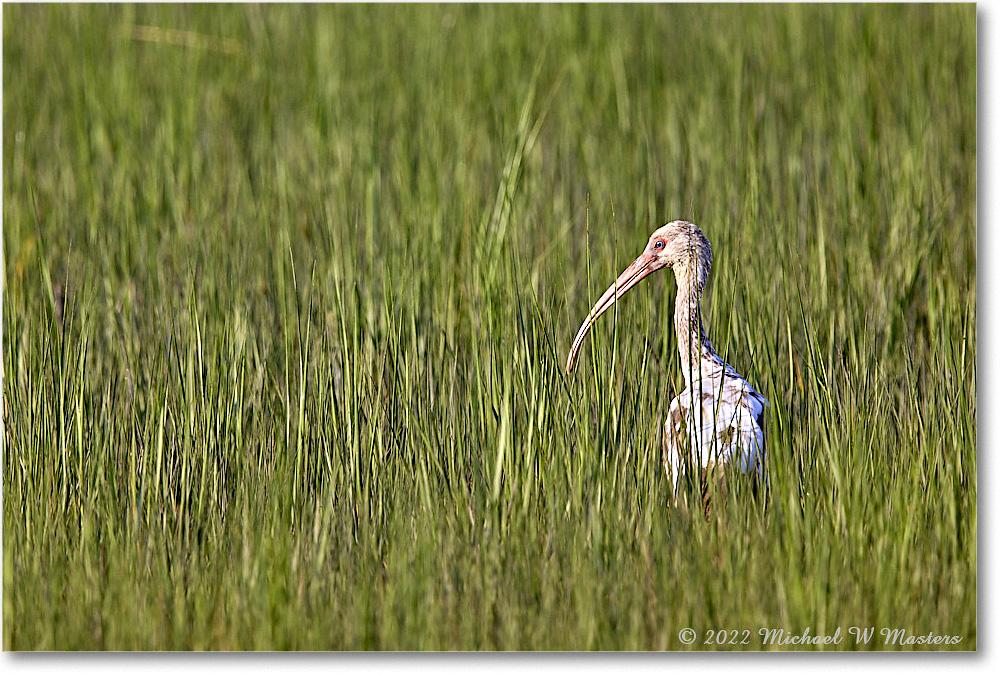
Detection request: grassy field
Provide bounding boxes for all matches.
[2,4,976,650]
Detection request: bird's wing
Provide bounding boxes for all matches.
[683,376,766,475]
[664,374,769,489]
[715,378,767,478]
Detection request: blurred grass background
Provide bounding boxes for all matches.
[3,4,975,650]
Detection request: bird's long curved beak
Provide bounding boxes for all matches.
[566,253,663,373]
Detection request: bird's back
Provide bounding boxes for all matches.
[663,356,767,492]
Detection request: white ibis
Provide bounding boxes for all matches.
[566,220,768,502]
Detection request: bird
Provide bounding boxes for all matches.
[565,220,768,508]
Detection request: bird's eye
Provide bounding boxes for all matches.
[654,240,665,249]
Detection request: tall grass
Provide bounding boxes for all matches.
[3,4,975,650]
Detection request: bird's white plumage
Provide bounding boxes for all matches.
[565,220,768,506]
[663,353,768,493]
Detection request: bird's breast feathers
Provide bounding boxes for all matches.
[664,367,767,485]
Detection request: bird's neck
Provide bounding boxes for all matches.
[672,263,715,383]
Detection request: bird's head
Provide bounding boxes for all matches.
[565,220,712,373]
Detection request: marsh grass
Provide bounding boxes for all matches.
[3,4,975,650]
